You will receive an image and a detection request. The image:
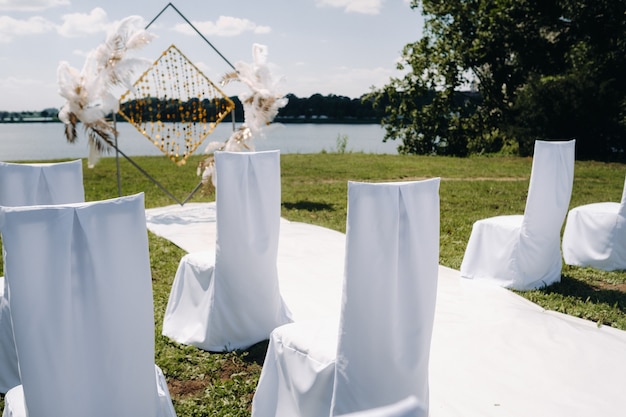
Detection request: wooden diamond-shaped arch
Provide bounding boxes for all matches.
[118,44,235,166]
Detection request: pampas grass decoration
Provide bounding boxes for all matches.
[57,15,155,166]
[199,43,288,185]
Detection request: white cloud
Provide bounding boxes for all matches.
[293,65,396,97]
[174,16,272,37]
[316,0,385,15]
[334,65,394,90]
[0,0,69,12]
[0,15,55,43]
[254,25,272,35]
[57,7,111,38]
[0,76,44,88]
[0,8,145,44]
[0,76,58,111]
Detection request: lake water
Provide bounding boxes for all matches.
[0,122,398,162]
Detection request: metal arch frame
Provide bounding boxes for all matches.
[112,2,237,205]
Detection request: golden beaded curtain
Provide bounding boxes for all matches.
[118,44,235,166]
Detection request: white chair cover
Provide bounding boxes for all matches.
[0,193,176,417]
[0,159,84,394]
[0,160,85,206]
[252,178,440,417]
[162,150,292,352]
[562,176,626,270]
[459,140,575,290]
[336,396,421,417]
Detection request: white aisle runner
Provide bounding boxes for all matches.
[146,202,626,417]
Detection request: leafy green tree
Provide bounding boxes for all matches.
[369,0,626,159]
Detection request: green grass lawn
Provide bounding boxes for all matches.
[1,153,625,415]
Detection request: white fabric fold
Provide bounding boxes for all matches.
[162,150,293,352]
[0,193,176,417]
[562,176,626,270]
[336,396,421,417]
[3,364,175,417]
[0,159,84,394]
[460,140,575,290]
[0,160,84,206]
[252,178,440,417]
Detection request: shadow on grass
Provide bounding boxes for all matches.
[240,340,270,366]
[283,201,335,212]
[539,274,626,313]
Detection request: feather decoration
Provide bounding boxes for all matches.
[220,71,240,87]
[197,156,217,189]
[57,15,155,165]
[199,43,288,185]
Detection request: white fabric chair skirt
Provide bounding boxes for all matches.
[460,140,575,290]
[335,396,421,417]
[562,176,626,271]
[252,178,440,417]
[162,150,292,352]
[0,280,18,395]
[3,364,176,417]
[0,194,176,417]
[459,214,564,290]
[562,201,626,270]
[0,159,84,394]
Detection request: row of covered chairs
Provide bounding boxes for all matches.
[1,138,624,416]
[0,160,176,416]
[161,141,626,416]
[0,156,439,417]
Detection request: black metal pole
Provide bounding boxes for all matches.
[113,113,122,197]
[146,2,237,71]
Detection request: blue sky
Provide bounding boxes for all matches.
[0,0,424,112]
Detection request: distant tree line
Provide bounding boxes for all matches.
[0,94,393,124]
[0,109,58,122]
[1,89,474,131]
[117,93,389,124]
[275,93,381,123]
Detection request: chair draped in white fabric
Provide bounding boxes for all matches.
[562,175,626,271]
[0,159,84,394]
[162,150,292,352]
[0,193,176,417]
[459,139,576,290]
[252,178,440,417]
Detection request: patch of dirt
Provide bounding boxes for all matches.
[219,358,242,381]
[168,378,206,398]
